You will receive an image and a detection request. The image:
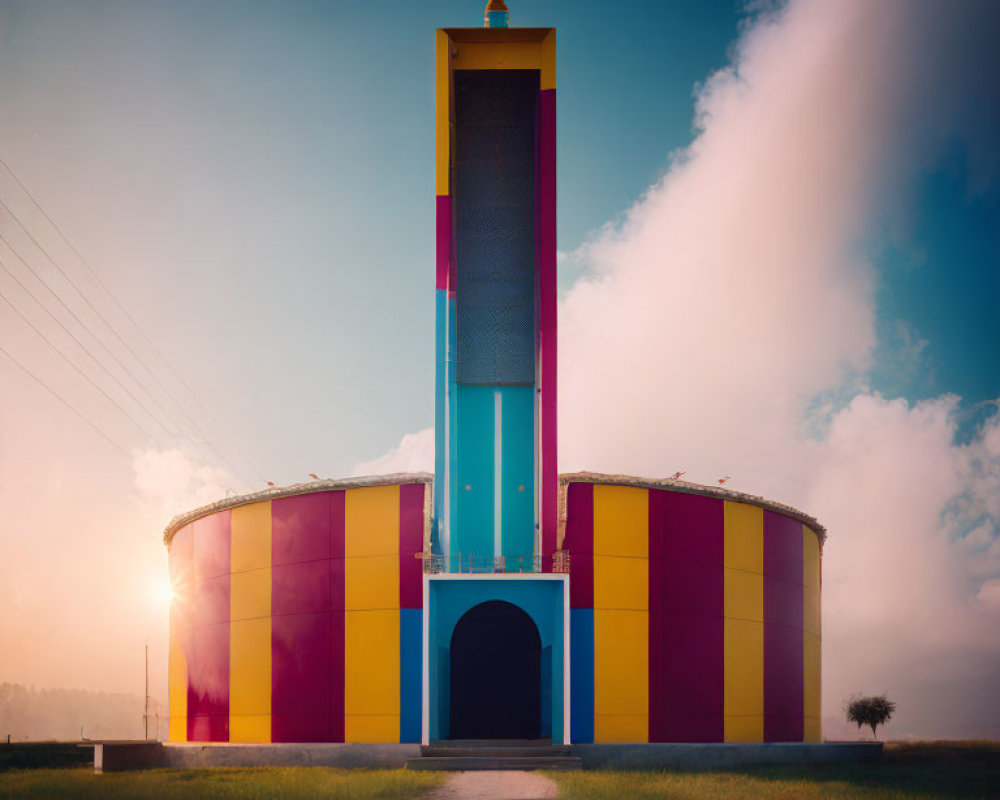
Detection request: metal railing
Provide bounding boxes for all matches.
[421,551,570,575]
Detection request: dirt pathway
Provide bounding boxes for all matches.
[425,769,560,800]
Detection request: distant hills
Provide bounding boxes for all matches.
[0,683,164,742]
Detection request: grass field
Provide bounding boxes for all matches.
[549,741,1000,800]
[0,766,446,799]
[0,741,997,799]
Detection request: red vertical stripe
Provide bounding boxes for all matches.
[187,511,230,742]
[563,483,593,608]
[330,491,345,742]
[648,491,724,742]
[538,88,558,566]
[399,483,425,609]
[270,491,345,742]
[436,195,452,291]
[169,524,194,588]
[764,510,803,741]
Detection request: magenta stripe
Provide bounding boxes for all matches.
[169,524,194,588]
[563,482,593,608]
[273,492,332,565]
[764,510,804,741]
[188,511,230,741]
[648,491,724,742]
[330,490,346,613]
[270,491,345,742]
[399,483,425,609]
[272,612,333,742]
[169,525,195,677]
[436,194,451,290]
[330,491,345,742]
[538,88,558,564]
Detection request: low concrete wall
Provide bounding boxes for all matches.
[571,742,882,770]
[93,742,421,772]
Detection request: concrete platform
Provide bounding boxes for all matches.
[92,742,419,772]
[572,742,883,769]
[89,740,881,772]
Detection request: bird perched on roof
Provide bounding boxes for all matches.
[669,471,686,480]
[718,476,731,485]
[266,481,275,487]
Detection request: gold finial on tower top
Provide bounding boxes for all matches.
[484,0,509,28]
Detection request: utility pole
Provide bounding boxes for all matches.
[144,641,149,740]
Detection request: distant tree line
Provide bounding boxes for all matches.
[0,682,159,741]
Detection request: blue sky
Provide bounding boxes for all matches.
[0,0,757,483]
[0,0,998,737]
[2,0,993,477]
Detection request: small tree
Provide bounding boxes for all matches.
[845,694,896,740]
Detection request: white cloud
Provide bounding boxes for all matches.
[132,446,237,525]
[556,0,1000,738]
[351,427,433,477]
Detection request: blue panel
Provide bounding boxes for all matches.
[570,609,594,743]
[454,384,495,567]
[448,298,458,564]
[501,386,535,565]
[428,578,565,743]
[400,609,423,743]
[540,646,552,739]
[433,290,447,553]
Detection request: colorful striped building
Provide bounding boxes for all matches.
[165,3,822,748]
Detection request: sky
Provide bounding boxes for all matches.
[0,0,998,739]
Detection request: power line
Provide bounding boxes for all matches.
[0,228,181,436]
[0,251,175,439]
[0,281,163,446]
[0,199,258,490]
[0,156,267,485]
[0,341,131,458]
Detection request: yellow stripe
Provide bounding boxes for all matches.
[229,502,272,743]
[344,486,400,743]
[593,485,648,558]
[540,30,556,90]
[452,41,544,72]
[803,525,822,742]
[436,30,451,196]
[167,606,187,742]
[593,486,648,742]
[723,502,764,742]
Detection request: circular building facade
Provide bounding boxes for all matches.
[560,474,822,745]
[165,472,822,745]
[166,476,430,744]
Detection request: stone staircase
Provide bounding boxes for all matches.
[405,739,582,771]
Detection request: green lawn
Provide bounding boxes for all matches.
[1,741,997,800]
[549,741,1000,800]
[0,767,446,800]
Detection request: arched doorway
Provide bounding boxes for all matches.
[449,600,541,740]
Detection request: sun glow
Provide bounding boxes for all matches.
[151,578,175,607]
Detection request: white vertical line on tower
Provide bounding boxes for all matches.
[494,389,503,560]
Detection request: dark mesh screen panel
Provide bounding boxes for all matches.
[454,70,538,386]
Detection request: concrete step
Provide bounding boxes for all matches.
[422,745,571,758]
[405,755,582,771]
[431,739,555,747]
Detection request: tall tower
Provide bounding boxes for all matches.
[433,4,557,572]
